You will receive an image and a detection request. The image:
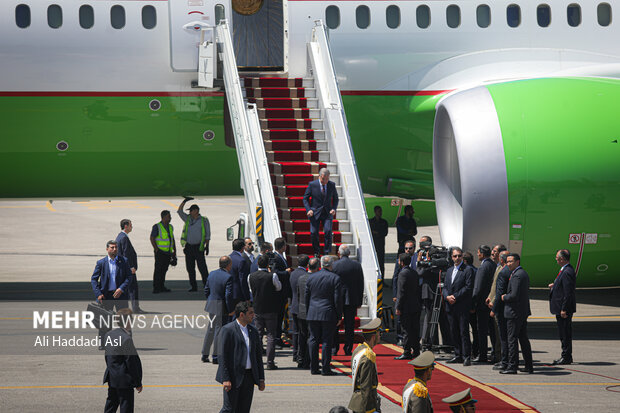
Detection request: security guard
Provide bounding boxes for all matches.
[150,210,177,293]
[402,351,435,413]
[178,198,211,292]
[442,388,477,412]
[348,318,382,413]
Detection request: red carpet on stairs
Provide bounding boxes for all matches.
[332,344,539,412]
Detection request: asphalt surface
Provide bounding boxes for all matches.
[1,197,619,412]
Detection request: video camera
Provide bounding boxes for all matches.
[417,241,450,271]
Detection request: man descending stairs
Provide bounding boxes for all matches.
[243,76,352,265]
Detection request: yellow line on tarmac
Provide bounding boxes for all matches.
[45,201,56,212]
[487,382,619,386]
[529,315,620,320]
[0,383,350,390]
[0,317,32,320]
[0,205,45,209]
[161,200,178,208]
[382,343,535,413]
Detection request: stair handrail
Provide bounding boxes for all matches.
[215,21,281,244]
[309,20,381,319]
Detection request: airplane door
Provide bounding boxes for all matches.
[232,0,284,71]
[168,1,215,71]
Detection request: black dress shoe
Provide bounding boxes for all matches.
[552,358,573,365]
[396,339,404,347]
[201,355,210,363]
[134,308,147,314]
[297,363,310,369]
[212,358,218,365]
[492,363,507,371]
[311,370,321,375]
[519,367,534,374]
[463,357,471,366]
[188,287,198,292]
[394,353,413,360]
[152,289,160,294]
[500,369,518,374]
[472,356,488,363]
[162,287,172,292]
[266,363,278,370]
[447,356,464,364]
[321,370,336,376]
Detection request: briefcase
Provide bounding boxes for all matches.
[87,302,115,330]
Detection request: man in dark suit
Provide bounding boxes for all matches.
[273,237,293,348]
[305,255,342,375]
[116,219,143,314]
[369,205,389,276]
[103,308,142,413]
[501,253,533,374]
[471,245,495,363]
[394,254,422,360]
[230,239,251,307]
[332,245,365,356]
[489,251,511,371]
[443,247,474,366]
[290,254,309,363]
[249,254,282,370]
[216,301,265,413]
[243,237,255,266]
[303,168,339,256]
[392,239,416,346]
[549,249,576,365]
[202,256,234,364]
[91,240,132,349]
[395,205,417,254]
[296,257,319,369]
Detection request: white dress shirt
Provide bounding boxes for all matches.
[236,319,252,369]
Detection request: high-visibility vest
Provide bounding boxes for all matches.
[156,222,174,253]
[181,216,207,251]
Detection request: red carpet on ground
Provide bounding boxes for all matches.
[332,344,538,412]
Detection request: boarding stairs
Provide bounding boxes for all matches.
[212,20,380,321]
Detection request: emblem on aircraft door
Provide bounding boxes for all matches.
[232,0,264,15]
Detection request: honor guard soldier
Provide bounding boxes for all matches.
[402,351,435,413]
[442,388,477,412]
[348,318,382,413]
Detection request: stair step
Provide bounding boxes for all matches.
[278,208,347,220]
[270,172,337,186]
[243,77,306,88]
[274,194,346,209]
[246,87,316,98]
[280,219,349,232]
[288,243,343,256]
[247,97,318,109]
[264,140,322,152]
[258,108,321,119]
[266,150,331,163]
[269,161,327,175]
[272,184,342,197]
[261,119,323,129]
[262,129,324,140]
[283,231,353,244]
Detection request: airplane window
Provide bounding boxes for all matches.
[111,5,125,29]
[507,4,521,27]
[446,5,460,28]
[537,4,551,27]
[326,5,340,29]
[48,4,63,29]
[15,4,31,29]
[386,5,400,29]
[79,5,94,29]
[142,5,157,29]
[215,4,225,25]
[477,4,491,28]
[567,4,581,27]
[598,3,612,26]
[416,5,431,29]
[356,5,370,29]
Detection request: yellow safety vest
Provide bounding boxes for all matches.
[156,223,175,253]
[181,216,206,251]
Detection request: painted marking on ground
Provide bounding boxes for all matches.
[76,201,151,210]
[383,343,535,412]
[487,382,619,386]
[161,200,178,208]
[45,201,56,212]
[0,383,350,390]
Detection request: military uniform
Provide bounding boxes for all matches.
[402,351,435,413]
[442,388,477,412]
[348,318,382,413]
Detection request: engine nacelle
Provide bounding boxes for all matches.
[433,77,620,287]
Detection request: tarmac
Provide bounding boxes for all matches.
[1,197,619,412]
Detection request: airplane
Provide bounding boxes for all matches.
[1,0,619,287]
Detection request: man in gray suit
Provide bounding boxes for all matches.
[295,256,318,369]
[305,255,342,375]
[202,256,234,364]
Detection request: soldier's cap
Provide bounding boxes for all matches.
[408,350,435,369]
[187,204,200,211]
[441,388,477,407]
[359,318,382,334]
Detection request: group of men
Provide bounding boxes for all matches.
[389,237,577,377]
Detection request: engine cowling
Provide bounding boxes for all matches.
[433,77,620,287]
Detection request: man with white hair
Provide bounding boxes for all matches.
[302,168,339,256]
[332,245,365,356]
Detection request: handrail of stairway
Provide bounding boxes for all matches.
[215,21,281,244]
[309,20,381,319]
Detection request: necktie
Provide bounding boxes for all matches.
[553,269,562,283]
[321,184,325,195]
